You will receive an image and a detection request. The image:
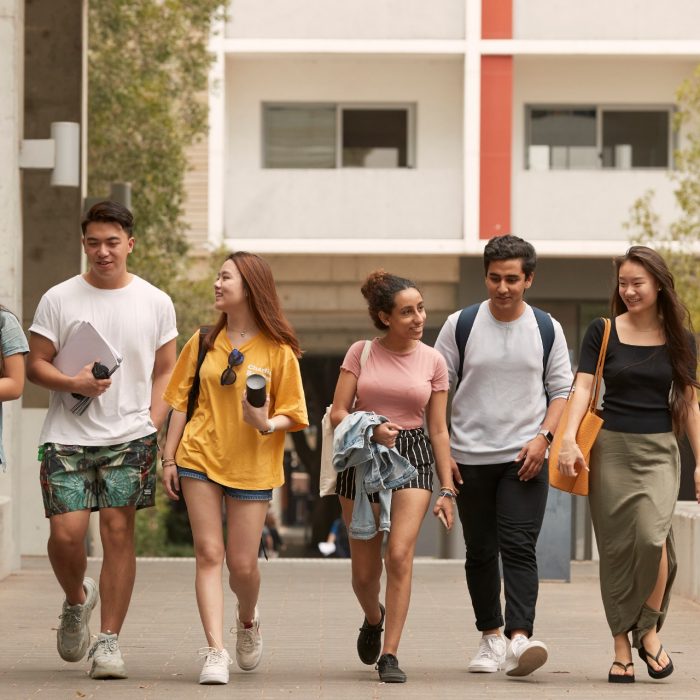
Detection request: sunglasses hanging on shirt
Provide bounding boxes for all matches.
[221,348,245,386]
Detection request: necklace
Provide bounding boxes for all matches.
[228,327,249,338]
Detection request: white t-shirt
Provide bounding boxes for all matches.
[30,275,178,446]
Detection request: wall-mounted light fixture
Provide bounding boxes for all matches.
[19,121,80,187]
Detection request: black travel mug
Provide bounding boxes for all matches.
[245,374,267,408]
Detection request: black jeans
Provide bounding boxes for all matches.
[455,460,549,638]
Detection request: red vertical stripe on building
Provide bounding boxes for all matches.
[482,0,513,39]
[480,55,512,239]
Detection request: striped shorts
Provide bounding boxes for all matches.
[335,427,434,502]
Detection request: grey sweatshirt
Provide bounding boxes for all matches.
[434,301,573,465]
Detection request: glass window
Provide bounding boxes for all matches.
[528,108,597,170]
[341,109,410,168]
[601,110,669,168]
[263,104,413,169]
[526,106,672,170]
[263,105,336,169]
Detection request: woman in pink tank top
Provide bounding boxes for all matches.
[330,269,458,683]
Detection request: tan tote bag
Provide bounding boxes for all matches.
[548,318,611,496]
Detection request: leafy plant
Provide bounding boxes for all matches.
[88,1,226,554]
[627,66,700,329]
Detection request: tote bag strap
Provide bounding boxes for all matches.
[359,339,372,370]
[588,318,611,412]
[349,340,372,411]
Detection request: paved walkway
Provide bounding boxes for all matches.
[1,557,699,699]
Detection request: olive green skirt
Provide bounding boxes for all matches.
[588,429,679,648]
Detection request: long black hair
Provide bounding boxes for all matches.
[612,246,699,434]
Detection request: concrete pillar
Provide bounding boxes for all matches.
[20,0,87,558]
[22,0,86,409]
[0,0,25,579]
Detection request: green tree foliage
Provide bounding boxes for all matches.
[87,0,225,294]
[88,2,226,554]
[627,66,700,329]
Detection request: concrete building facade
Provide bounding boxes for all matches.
[179,0,700,360]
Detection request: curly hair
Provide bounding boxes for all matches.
[361,270,420,331]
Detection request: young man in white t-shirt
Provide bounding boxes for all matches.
[435,235,572,679]
[27,201,177,679]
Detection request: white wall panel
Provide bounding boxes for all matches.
[512,57,689,242]
[225,57,464,242]
[515,0,700,40]
[226,0,465,40]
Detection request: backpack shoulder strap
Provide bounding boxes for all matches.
[531,307,555,372]
[531,307,555,402]
[454,304,480,388]
[186,326,211,422]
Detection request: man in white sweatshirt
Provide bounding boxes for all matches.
[435,235,572,678]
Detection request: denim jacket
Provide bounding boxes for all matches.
[333,411,417,540]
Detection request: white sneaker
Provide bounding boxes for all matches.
[88,632,128,679]
[233,604,263,671]
[468,633,507,673]
[198,647,232,684]
[57,577,99,662]
[505,634,548,677]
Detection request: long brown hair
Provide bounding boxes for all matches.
[204,252,302,358]
[612,245,699,434]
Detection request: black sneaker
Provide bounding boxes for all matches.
[376,653,407,683]
[357,603,385,665]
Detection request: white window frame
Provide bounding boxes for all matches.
[262,102,416,169]
[525,104,675,171]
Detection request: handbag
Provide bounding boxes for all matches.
[548,318,611,497]
[319,340,372,497]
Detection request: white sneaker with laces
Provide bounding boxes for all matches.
[233,604,263,671]
[468,633,507,673]
[57,577,99,662]
[88,632,128,679]
[198,647,232,684]
[505,634,548,677]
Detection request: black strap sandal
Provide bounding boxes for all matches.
[638,644,674,679]
[608,660,635,683]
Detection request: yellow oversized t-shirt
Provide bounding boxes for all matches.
[163,329,308,489]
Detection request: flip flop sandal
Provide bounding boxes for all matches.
[638,644,674,679]
[608,660,634,683]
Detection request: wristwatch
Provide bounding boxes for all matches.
[537,429,554,445]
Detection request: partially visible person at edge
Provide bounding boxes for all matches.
[557,245,700,684]
[26,201,177,679]
[329,270,456,684]
[0,305,29,471]
[434,235,572,678]
[162,251,308,686]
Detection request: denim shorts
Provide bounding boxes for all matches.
[40,433,157,517]
[177,467,273,501]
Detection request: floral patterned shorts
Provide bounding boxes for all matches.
[39,433,157,518]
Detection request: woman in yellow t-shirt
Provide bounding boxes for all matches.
[162,252,307,685]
